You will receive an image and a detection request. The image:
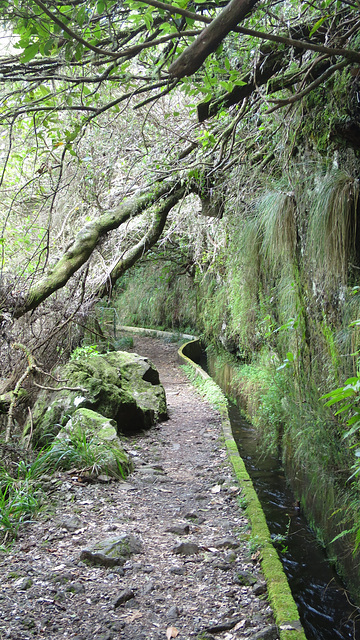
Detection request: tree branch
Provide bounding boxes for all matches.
[96,184,187,299]
[32,0,120,58]
[10,181,180,318]
[168,0,260,78]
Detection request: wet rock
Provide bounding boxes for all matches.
[173,542,200,555]
[113,588,135,608]
[80,534,142,567]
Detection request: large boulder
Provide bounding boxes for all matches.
[24,351,167,446]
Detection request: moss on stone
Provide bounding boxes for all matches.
[24,351,167,447]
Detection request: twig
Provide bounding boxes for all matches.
[33,382,87,392]
[26,407,33,451]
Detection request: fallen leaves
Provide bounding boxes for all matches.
[119,610,143,623]
[166,626,179,639]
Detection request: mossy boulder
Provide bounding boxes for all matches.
[53,408,133,478]
[24,351,167,446]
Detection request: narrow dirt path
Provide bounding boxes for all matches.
[0,335,278,640]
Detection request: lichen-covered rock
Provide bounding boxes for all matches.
[24,351,167,446]
[80,534,143,567]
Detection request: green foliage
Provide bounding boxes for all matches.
[70,344,99,361]
[0,452,49,542]
[42,427,129,480]
[308,169,359,283]
[113,335,134,350]
[256,190,297,273]
[181,364,227,413]
[322,372,360,481]
[114,260,197,332]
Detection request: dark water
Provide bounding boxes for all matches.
[228,404,360,640]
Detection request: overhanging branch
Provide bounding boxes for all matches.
[11,181,180,318]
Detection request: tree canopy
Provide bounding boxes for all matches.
[0,0,359,364]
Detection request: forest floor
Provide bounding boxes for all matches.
[0,334,278,640]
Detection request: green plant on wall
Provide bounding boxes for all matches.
[322,371,360,482]
[308,169,359,284]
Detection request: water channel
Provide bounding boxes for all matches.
[228,404,359,640]
[201,353,360,640]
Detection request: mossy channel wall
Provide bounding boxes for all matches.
[202,346,360,608]
[178,338,307,640]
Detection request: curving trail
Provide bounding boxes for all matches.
[0,335,278,640]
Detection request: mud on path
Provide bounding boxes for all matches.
[0,335,278,640]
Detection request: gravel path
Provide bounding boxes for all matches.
[0,335,278,640]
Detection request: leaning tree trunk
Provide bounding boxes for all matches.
[3,180,183,321]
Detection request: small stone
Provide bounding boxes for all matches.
[113,588,135,608]
[167,605,179,620]
[18,577,33,590]
[184,512,199,521]
[213,537,239,549]
[94,632,112,640]
[183,511,205,524]
[234,571,256,586]
[60,515,82,532]
[253,581,267,595]
[212,562,232,571]
[224,550,237,563]
[205,616,243,633]
[22,616,35,629]
[97,474,112,483]
[80,534,142,567]
[107,621,125,632]
[173,542,200,555]
[142,565,154,573]
[142,581,155,595]
[249,626,278,640]
[170,565,186,575]
[65,582,85,594]
[165,524,190,535]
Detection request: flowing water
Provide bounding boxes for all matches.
[197,346,360,639]
[228,403,360,640]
